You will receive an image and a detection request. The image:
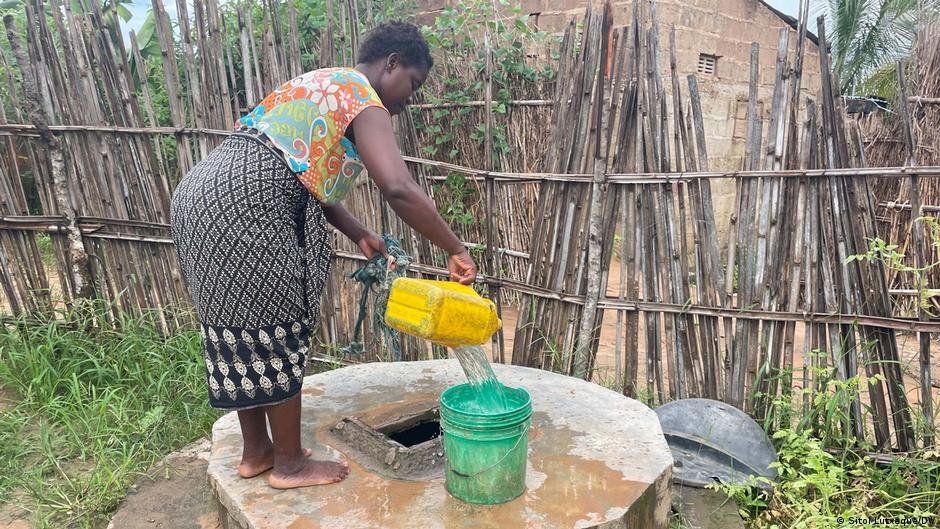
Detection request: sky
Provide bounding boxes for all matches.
[764,0,802,18]
[125,0,154,37]
[122,0,804,41]
[123,0,174,42]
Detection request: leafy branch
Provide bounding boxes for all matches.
[845,216,940,316]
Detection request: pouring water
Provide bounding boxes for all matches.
[452,345,509,413]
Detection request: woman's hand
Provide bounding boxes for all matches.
[357,231,396,269]
[448,250,477,285]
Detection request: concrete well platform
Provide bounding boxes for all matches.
[208,360,673,529]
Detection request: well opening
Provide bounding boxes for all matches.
[329,401,445,481]
[379,409,442,448]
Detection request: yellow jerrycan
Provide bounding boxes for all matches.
[384,278,502,347]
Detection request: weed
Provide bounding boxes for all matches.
[35,234,56,268]
[593,366,623,392]
[417,0,554,161]
[719,429,939,528]
[412,0,556,237]
[717,347,940,529]
[0,304,217,528]
[847,217,940,316]
[435,172,477,229]
[539,330,564,373]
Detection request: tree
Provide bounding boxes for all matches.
[0,0,132,20]
[814,0,940,97]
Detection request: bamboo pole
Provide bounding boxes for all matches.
[573,1,612,380]
[244,5,265,95]
[238,6,257,106]
[152,0,193,175]
[286,0,303,76]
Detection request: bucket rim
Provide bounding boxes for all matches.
[440,383,532,418]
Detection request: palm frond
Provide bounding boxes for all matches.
[813,0,940,95]
[857,60,899,98]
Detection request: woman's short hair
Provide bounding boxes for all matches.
[358,21,434,70]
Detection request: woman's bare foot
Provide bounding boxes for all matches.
[238,447,312,478]
[267,459,350,489]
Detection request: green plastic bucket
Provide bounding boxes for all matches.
[440,383,532,505]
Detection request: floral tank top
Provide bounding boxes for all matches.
[235,68,387,205]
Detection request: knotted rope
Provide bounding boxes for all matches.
[340,234,412,360]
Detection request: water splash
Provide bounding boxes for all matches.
[452,345,509,412]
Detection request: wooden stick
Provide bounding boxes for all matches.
[4,14,93,300]
[573,1,612,380]
[286,0,302,76]
[238,6,257,106]
[321,0,335,67]
[409,99,554,109]
[482,37,506,364]
[896,60,934,447]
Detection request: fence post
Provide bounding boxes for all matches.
[3,13,93,300]
[896,60,934,448]
[572,2,613,380]
[483,36,506,364]
[321,0,335,67]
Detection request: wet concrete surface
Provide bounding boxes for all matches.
[208,361,673,529]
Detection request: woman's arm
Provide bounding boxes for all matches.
[322,203,366,244]
[352,107,476,284]
[323,203,392,263]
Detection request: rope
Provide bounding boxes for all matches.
[340,234,412,360]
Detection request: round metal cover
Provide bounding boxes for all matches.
[656,398,778,489]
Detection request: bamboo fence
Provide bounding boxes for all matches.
[863,24,940,322]
[1,0,938,450]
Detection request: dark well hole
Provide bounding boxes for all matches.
[386,420,441,448]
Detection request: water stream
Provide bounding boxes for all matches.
[452,345,510,413]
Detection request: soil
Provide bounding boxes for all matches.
[106,439,219,529]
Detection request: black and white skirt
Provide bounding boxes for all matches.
[170,134,332,410]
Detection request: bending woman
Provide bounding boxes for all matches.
[170,21,476,489]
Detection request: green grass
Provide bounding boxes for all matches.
[717,429,940,529]
[0,302,218,528]
[35,234,56,269]
[716,350,940,529]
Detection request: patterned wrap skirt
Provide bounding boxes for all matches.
[170,134,332,410]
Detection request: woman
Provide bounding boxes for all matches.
[170,21,477,489]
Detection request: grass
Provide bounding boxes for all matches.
[718,429,940,529]
[0,302,218,528]
[35,234,56,268]
[715,352,940,529]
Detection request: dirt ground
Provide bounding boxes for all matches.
[105,439,219,529]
